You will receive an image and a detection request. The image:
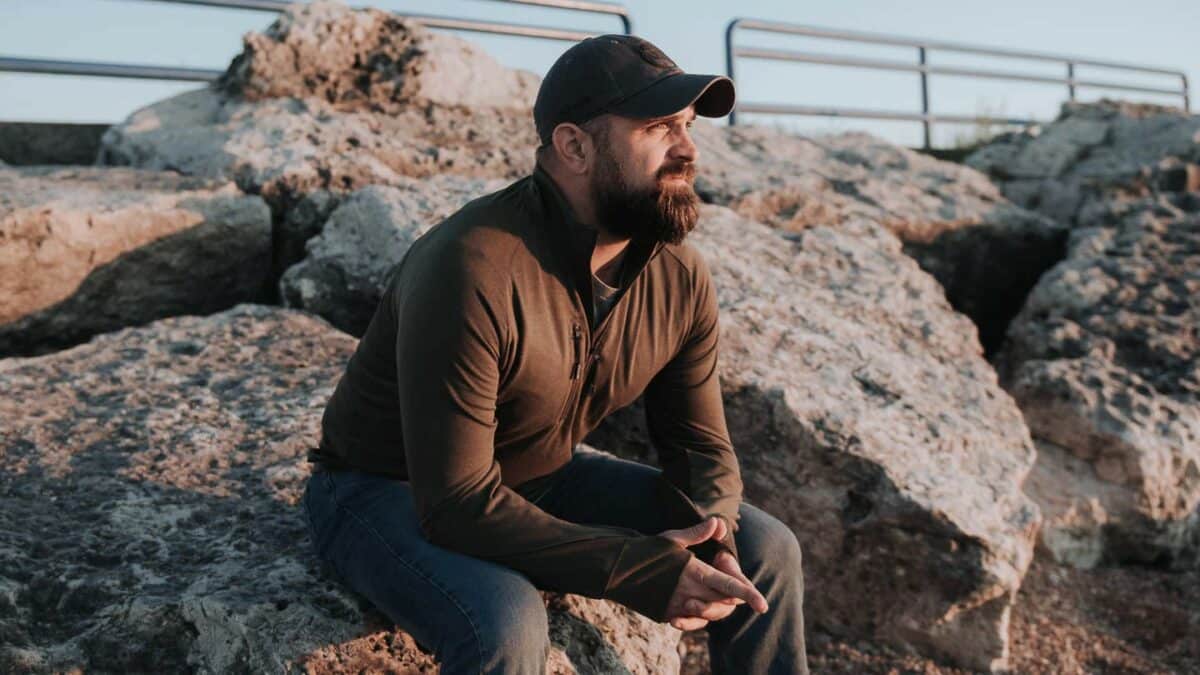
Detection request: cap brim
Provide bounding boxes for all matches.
[607,73,736,120]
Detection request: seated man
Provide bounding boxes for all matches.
[301,32,809,675]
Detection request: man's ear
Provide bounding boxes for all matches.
[550,123,591,175]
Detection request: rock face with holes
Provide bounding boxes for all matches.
[0,305,682,674]
[690,123,1066,354]
[96,0,540,242]
[997,195,1200,568]
[278,177,506,336]
[967,101,1200,568]
[0,165,271,358]
[587,204,1040,673]
[966,99,1200,228]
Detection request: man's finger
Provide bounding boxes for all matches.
[698,563,768,613]
[713,552,755,598]
[684,598,737,622]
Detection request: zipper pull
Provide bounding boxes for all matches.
[570,323,582,379]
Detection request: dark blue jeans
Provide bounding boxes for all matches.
[301,445,809,674]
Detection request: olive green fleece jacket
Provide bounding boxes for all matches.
[308,163,744,623]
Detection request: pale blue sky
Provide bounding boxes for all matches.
[2,0,1196,147]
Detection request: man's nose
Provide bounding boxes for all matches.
[670,127,698,164]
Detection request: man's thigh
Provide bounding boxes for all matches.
[302,468,549,661]
[537,445,674,535]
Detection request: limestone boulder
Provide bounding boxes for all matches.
[0,304,681,674]
[691,123,1066,353]
[588,205,1040,672]
[97,1,540,216]
[0,165,271,357]
[998,196,1200,567]
[966,99,1200,227]
[96,0,540,276]
[279,177,506,336]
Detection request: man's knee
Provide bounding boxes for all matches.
[742,507,804,577]
[471,580,551,670]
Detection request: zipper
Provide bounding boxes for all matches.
[556,322,586,423]
[570,323,583,379]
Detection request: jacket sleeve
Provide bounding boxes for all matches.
[393,239,692,623]
[644,250,744,566]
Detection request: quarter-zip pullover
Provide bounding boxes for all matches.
[308,164,743,623]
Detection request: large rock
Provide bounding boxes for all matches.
[691,124,1066,354]
[97,0,540,219]
[585,205,1039,672]
[998,196,1200,568]
[279,177,505,336]
[0,305,682,674]
[0,165,271,357]
[966,99,1200,227]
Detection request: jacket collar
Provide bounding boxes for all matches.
[529,163,663,300]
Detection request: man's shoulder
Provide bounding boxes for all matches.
[656,239,713,285]
[385,177,535,298]
[411,179,534,265]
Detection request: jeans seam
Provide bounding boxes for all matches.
[326,471,486,674]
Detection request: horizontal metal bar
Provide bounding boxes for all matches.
[480,0,629,18]
[735,102,1039,127]
[0,56,221,81]
[729,17,1186,77]
[142,0,628,37]
[735,47,1187,97]
[484,0,633,33]
[401,14,594,41]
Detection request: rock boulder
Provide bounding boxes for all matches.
[0,165,271,357]
[0,305,681,674]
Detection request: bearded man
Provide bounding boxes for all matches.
[301,33,809,675]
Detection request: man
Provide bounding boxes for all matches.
[301,33,809,674]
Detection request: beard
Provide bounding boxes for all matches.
[590,145,700,245]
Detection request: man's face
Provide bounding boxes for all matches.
[585,106,700,245]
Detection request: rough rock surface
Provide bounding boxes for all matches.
[998,196,1200,567]
[216,0,539,111]
[0,305,681,674]
[97,0,540,224]
[691,124,1066,354]
[966,99,1200,228]
[0,165,271,357]
[582,205,1041,672]
[279,177,505,336]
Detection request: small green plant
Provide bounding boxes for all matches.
[949,98,1010,149]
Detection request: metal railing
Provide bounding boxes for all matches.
[0,0,631,85]
[725,18,1191,148]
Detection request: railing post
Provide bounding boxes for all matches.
[726,19,739,126]
[1067,62,1076,102]
[918,46,930,149]
[1183,74,1191,113]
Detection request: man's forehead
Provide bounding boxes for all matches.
[639,106,697,124]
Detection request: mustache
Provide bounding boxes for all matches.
[657,162,696,182]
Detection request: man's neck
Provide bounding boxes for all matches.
[539,161,632,282]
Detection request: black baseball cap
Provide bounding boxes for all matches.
[533,34,736,147]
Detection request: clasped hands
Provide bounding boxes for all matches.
[657,516,768,631]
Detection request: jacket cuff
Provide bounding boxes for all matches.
[601,536,693,623]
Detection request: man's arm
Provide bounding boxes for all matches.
[393,238,692,623]
[644,249,743,565]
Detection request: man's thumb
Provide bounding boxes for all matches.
[677,517,719,546]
